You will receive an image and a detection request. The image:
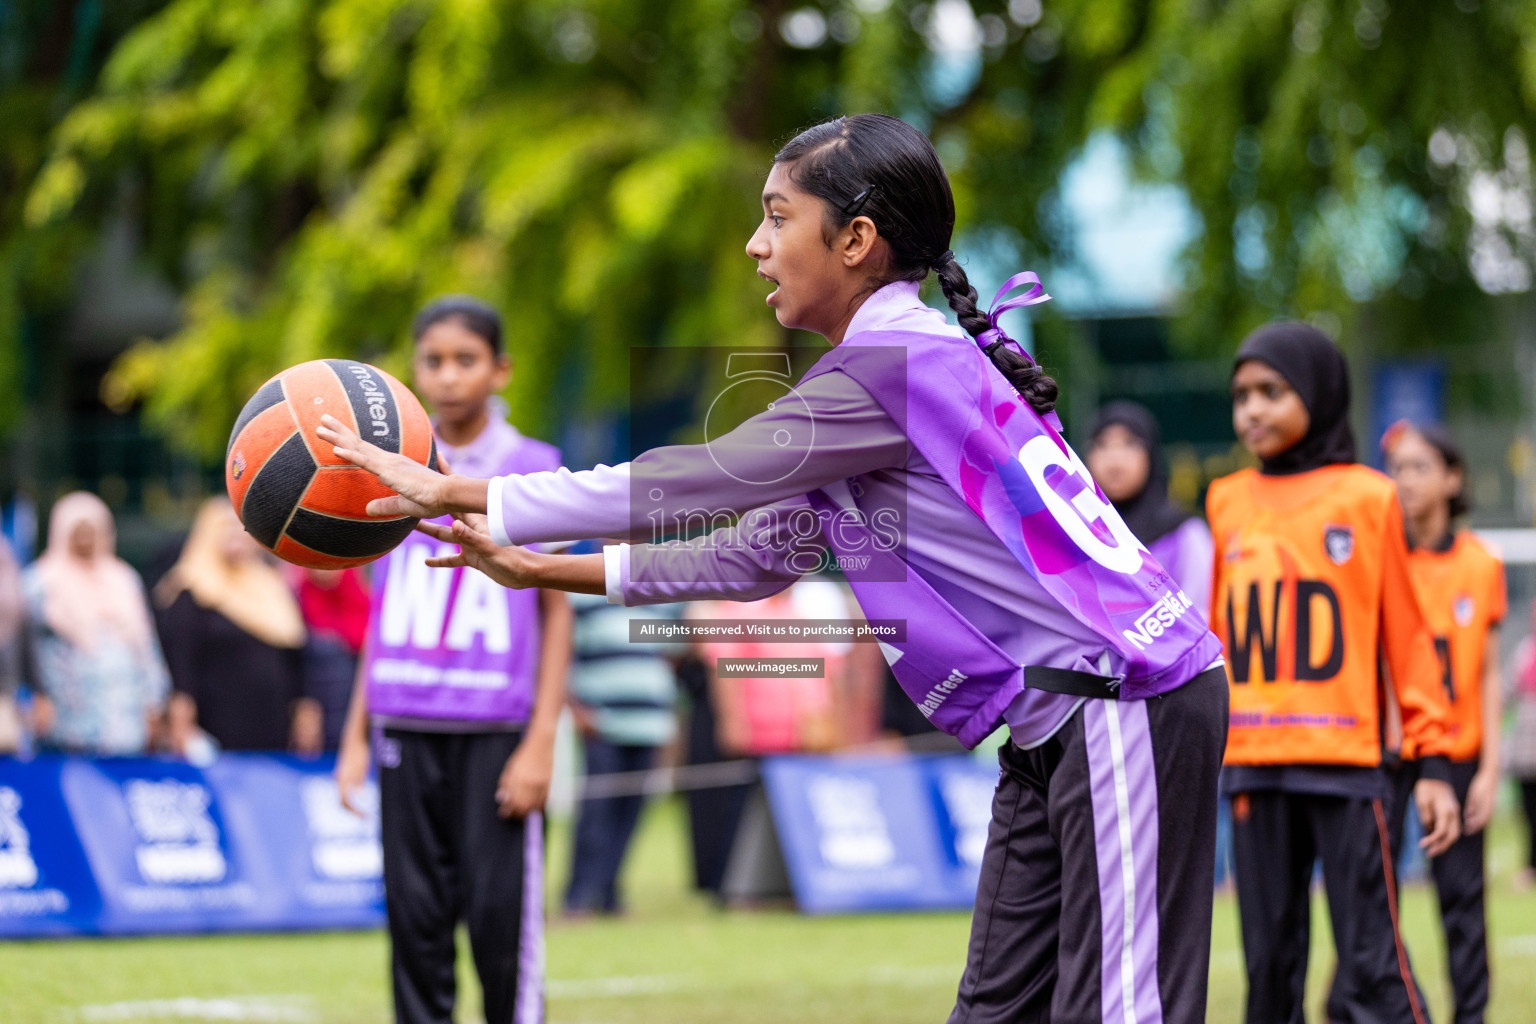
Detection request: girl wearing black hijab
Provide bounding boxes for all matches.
[1207,322,1460,1024]
[1085,400,1213,613]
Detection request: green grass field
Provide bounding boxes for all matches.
[6,796,1536,1023]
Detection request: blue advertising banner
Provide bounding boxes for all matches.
[1371,360,1446,467]
[0,753,383,938]
[758,752,998,914]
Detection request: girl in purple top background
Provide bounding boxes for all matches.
[1085,400,1214,616]
[334,297,573,1024]
[322,115,1228,1024]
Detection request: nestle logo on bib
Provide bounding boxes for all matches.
[1123,590,1195,651]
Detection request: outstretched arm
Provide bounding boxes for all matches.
[418,493,822,606]
[318,369,908,544]
[417,515,607,593]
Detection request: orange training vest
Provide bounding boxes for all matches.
[1207,464,1452,768]
[1402,531,1506,762]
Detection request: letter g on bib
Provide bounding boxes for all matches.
[1018,435,1146,574]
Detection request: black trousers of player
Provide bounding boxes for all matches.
[948,666,1228,1024]
[379,729,543,1024]
[1378,759,1489,1024]
[1232,788,1427,1024]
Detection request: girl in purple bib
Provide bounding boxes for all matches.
[322,115,1228,1024]
[334,297,572,1024]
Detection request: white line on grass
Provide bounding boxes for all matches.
[1499,934,1536,956]
[548,975,696,999]
[862,965,962,987]
[69,995,317,1023]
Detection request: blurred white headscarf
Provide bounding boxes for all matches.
[33,492,156,654]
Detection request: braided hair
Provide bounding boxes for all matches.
[774,114,1057,415]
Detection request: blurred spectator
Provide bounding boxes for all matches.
[683,578,872,894]
[1084,401,1213,612]
[677,651,736,894]
[154,498,317,755]
[296,567,370,750]
[0,534,25,754]
[701,579,856,756]
[22,492,170,755]
[1511,618,1536,889]
[564,590,683,916]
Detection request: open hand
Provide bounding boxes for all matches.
[1415,777,1463,857]
[335,729,372,817]
[417,516,543,589]
[1463,769,1499,835]
[496,732,554,818]
[316,414,449,518]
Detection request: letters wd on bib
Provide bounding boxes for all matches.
[0,753,383,937]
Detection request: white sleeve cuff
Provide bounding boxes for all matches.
[487,476,511,546]
[603,544,628,605]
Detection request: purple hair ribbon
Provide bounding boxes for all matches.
[975,271,1059,431]
[975,271,1051,359]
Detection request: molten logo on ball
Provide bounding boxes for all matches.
[347,363,393,441]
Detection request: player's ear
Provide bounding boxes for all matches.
[842,216,880,268]
[492,353,512,389]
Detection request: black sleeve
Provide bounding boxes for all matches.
[156,593,204,704]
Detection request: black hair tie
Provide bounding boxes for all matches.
[933,250,957,269]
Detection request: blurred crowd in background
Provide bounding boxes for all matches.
[8,465,1536,912]
[0,493,969,912]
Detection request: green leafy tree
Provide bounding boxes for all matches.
[1,0,172,437]
[17,0,1098,455]
[1069,0,1536,354]
[17,0,1536,456]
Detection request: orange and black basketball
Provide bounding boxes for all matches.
[225,359,437,569]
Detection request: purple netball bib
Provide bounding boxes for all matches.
[801,322,1221,747]
[364,426,562,724]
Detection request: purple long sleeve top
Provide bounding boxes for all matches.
[1148,517,1214,621]
[486,282,1216,747]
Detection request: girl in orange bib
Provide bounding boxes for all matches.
[1382,421,1504,1024]
[1208,322,1460,1024]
